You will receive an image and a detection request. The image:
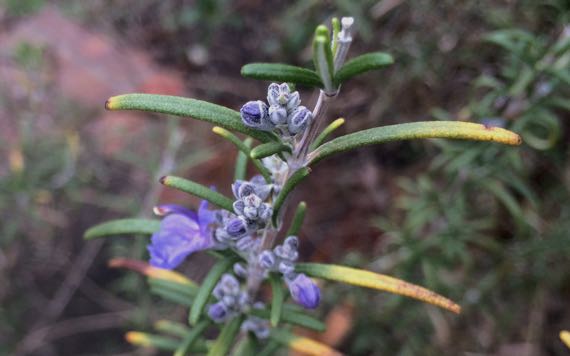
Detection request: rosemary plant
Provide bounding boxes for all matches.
[85,17,521,355]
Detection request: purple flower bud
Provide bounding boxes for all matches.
[269,105,288,125]
[288,106,312,135]
[259,250,276,269]
[278,260,295,275]
[240,100,271,130]
[243,193,262,208]
[286,91,301,112]
[243,206,259,220]
[208,302,228,322]
[267,83,290,107]
[236,235,257,251]
[233,263,248,278]
[231,180,244,199]
[284,236,299,250]
[287,273,320,309]
[219,273,240,294]
[222,295,236,307]
[233,200,245,215]
[258,204,272,221]
[238,182,257,198]
[225,217,248,238]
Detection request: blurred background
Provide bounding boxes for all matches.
[1,0,569,355]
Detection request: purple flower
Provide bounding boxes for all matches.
[147,202,215,269]
[288,106,312,134]
[208,302,228,323]
[240,100,271,130]
[287,273,320,309]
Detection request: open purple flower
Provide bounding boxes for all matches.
[287,273,321,309]
[148,201,216,269]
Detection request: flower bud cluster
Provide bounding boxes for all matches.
[240,83,313,137]
[212,175,273,253]
[241,314,270,339]
[208,274,250,323]
[257,236,321,309]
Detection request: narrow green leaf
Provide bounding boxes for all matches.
[174,320,210,356]
[309,118,345,150]
[241,63,323,87]
[331,17,341,55]
[272,167,311,226]
[258,340,281,356]
[296,263,461,314]
[233,334,259,356]
[270,329,340,356]
[234,138,251,181]
[250,307,326,332]
[269,274,285,327]
[154,320,190,338]
[207,316,243,356]
[250,142,292,159]
[106,93,275,143]
[308,121,522,165]
[285,201,307,236]
[189,257,238,325]
[150,284,193,306]
[84,218,160,240]
[161,176,234,212]
[313,32,335,93]
[125,332,180,351]
[213,127,272,182]
[335,52,394,85]
[149,277,198,299]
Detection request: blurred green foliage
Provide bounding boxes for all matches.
[339,9,570,356]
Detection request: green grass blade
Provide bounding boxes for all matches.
[241,63,323,87]
[189,257,238,325]
[84,218,160,240]
[106,93,274,143]
[161,176,234,212]
[334,52,394,85]
[308,121,522,165]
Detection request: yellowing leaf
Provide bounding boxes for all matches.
[560,330,570,349]
[270,329,342,356]
[296,263,461,314]
[108,258,195,286]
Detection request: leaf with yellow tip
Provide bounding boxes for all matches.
[270,329,342,356]
[108,258,195,286]
[560,330,570,349]
[125,331,179,351]
[105,93,275,143]
[308,121,522,165]
[296,263,461,314]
